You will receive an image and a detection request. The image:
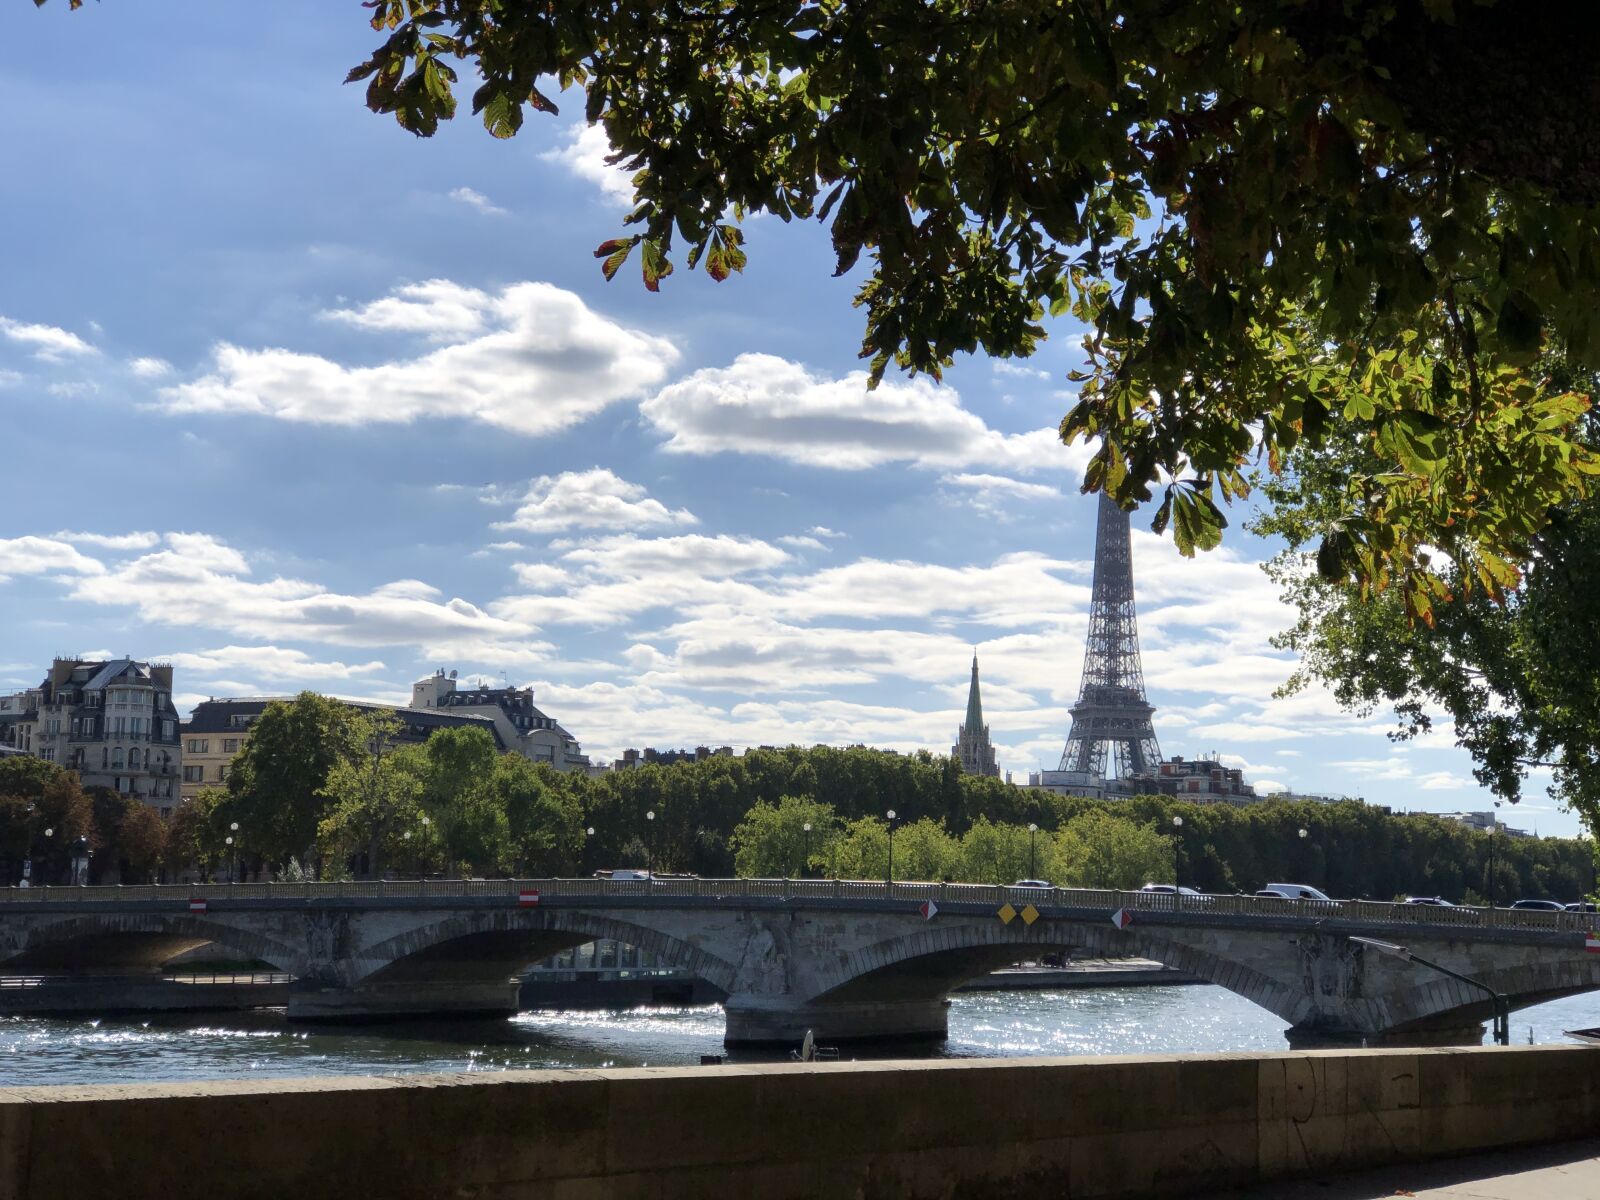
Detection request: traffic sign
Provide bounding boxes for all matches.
[189,899,208,914]
[1020,904,1040,926]
[1110,908,1133,930]
[518,889,541,907]
[920,899,939,921]
[1585,932,1600,954]
[997,903,1017,925]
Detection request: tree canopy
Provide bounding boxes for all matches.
[172,0,1595,610]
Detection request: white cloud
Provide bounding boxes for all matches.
[540,123,634,206]
[941,473,1062,501]
[0,317,95,361]
[162,280,678,436]
[642,353,1091,475]
[128,357,172,378]
[809,526,846,540]
[778,535,828,551]
[447,186,507,216]
[0,537,106,582]
[991,360,1049,380]
[51,530,160,551]
[495,468,698,535]
[165,646,386,682]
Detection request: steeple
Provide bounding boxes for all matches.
[953,652,1000,778]
[964,652,984,733]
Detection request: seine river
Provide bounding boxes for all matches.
[3,986,1600,1086]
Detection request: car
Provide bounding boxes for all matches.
[1139,882,1203,896]
[605,869,653,881]
[1256,883,1333,901]
[1402,895,1454,905]
[1510,899,1566,912]
[1567,902,1599,914]
[1010,879,1053,889]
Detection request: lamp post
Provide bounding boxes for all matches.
[1351,936,1509,1046]
[225,836,235,884]
[802,822,812,879]
[885,809,897,885]
[69,836,90,887]
[29,825,53,888]
[1488,800,1501,909]
[1028,823,1039,880]
[402,829,413,878]
[645,810,655,878]
[229,821,241,883]
[1171,815,1184,890]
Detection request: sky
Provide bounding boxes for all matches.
[0,3,1574,835]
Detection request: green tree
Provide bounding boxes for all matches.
[495,756,581,876]
[729,795,841,878]
[167,789,227,879]
[133,0,1591,597]
[1056,811,1173,890]
[223,693,366,866]
[960,818,1057,885]
[317,716,426,879]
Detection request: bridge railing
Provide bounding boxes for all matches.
[0,878,1593,935]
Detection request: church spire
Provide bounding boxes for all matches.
[964,652,984,733]
[953,652,1000,778]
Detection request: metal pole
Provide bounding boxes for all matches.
[1351,937,1510,1046]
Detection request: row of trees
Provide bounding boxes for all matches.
[0,756,167,884]
[3,695,1592,900]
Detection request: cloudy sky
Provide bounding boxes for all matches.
[1,3,1569,833]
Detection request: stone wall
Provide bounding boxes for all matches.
[0,1046,1596,1198]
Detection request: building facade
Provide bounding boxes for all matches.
[0,658,183,813]
[410,671,590,771]
[614,746,735,769]
[179,696,503,801]
[952,654,1000,777]
[1030,754,1259,805]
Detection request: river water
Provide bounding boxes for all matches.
[3,985,1599,1087]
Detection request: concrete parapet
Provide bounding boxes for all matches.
[0,1046,1596,1198]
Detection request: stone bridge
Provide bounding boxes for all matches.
[0,878,1596,1046]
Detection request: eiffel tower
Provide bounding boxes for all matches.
[1056,491,1162,779]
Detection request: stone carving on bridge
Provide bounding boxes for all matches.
[730,918,790,996]
[304,911,353,982]
[1299,935,1364,1002]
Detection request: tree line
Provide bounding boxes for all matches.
[0,693,1592,902]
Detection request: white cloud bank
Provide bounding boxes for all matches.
[642,353,1092,476]
[447,186,507,216]
[540,123,634,206]
[159,280,677,436]
[0,317,96,361]
[495,469,698,535]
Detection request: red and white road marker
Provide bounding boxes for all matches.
[518,889,541,907]
[920,899,939,921]
[1110,908,1133,930]
[1584,932,1600,954]
[189,898,208,914]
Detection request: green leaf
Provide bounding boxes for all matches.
[1496,291,1543,356]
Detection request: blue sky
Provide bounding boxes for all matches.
[1,2,1572,834]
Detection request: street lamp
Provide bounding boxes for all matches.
[229,821,241,883]
[1171,815,1184,890]
[225,836,235,884]
[1489,800,1502,909]
[645,810,655,878]
[802,822,812,879]
[1028,823,1039,880]
[69,836,90,886]
[885,810,897,885]
[1351,936,1509,1046]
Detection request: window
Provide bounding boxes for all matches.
[222,738,238,753]
[216,764,228,782]
[186,738,209,754]
[161,720,174,740]
[82,717,95,736]
[182,766,204,783]
[40,748,55,762]
[130,717,144,736]
[110,717,125,735]
[112,748,124,768]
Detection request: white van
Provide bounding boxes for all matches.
[1255,882,1332,901]
[606,869,653,881]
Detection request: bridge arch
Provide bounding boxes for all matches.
[800,917,1309,1027]
[0,912,303,976]
[1380,954,1600,1037]
[351,909,742,993]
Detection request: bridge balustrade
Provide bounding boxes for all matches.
[0,879,1593,936]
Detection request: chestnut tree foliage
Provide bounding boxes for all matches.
[249,2,1600,611]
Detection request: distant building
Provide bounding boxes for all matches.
[1030,754,1259,805]
[614,746,735,769]
[1434,810,1533,839]
[179,696,503,802]
[952,654,999,778]
[1264,790,1359,806]
[0,658,182,813]
[411,670,590,772]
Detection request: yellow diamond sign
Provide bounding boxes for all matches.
[1020,904,1040,926]
[997,903,1017,924]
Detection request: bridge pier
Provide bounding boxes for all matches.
[286,977,522,1022]
[723,995,950,1047]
